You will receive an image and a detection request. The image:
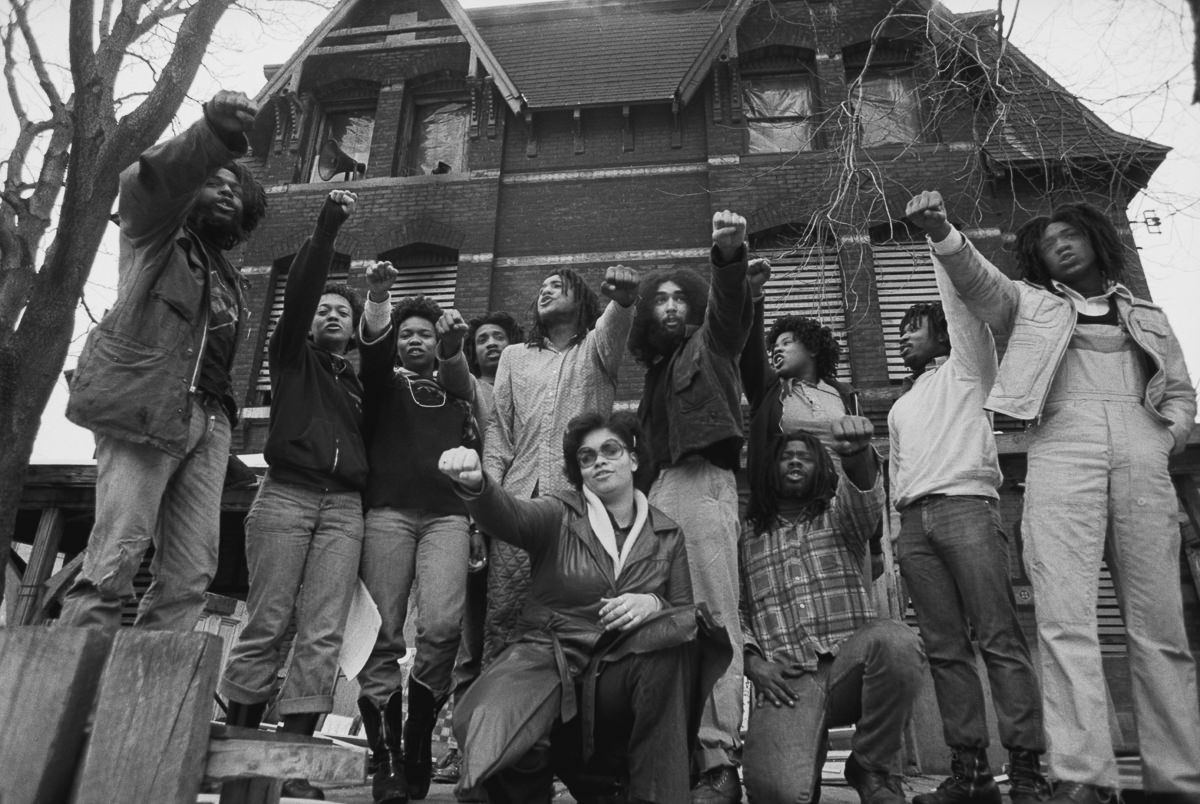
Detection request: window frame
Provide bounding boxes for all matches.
[740,49,821,155]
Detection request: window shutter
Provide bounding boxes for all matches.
[756,247,850,382]
[873,241,939,381]
[255,256,351,393]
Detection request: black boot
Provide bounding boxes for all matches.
[279,713,325,800]
[360,693,409,804]
[404,679,445,801]
[1008,750,1049,804]
[224,699,266,729]
[914,748,1002,804]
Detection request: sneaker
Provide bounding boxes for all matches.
[1045,782,1113,804]
[845,753,906,804]
[433,747,462,784]
[691,765,742,804]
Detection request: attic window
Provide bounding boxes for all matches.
[309,105,376,182]
[845,44,923,148]
[407,98,470,176]
[741,51,818,153]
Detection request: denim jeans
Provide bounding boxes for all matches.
[358,507,469,705]
[742,620,926,804]
[1025,398,1200,792]
[650,456,743,773]
[60,395,230,634]
[219,474,363,715]
[898,495,1043,752]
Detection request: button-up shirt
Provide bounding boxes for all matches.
[739,469,884,671]
[484,301,634,497]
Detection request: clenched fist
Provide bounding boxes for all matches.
[366,261,400,302]
[437,308,469,355]
[205,90,257,135]
[712,210,747,263]
[601,264,640,308]
[439,446,484,492]
[830,415,875,456]
[319,190,357,231]
[905,191,952,242]
[747,257,772,300]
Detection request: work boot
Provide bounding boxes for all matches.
[279,712,325,800]
[404,679,445,800]
[691,765,742,803]
[1044,783,1114,804]
[360,693,409,804]
[1007,750,1049,804]
[914,748,1002,804]
[224,699,266,729]
[432,746,462,784]
[845,753,906,804]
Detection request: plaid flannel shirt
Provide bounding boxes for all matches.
[739,469,884,671]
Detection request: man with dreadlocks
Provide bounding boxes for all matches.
[482,265,640,664]
[889,293,1046,804]
[739,420,924,804]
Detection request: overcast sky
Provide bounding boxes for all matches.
[20,0,1200,462]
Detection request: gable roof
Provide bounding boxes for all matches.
[467,0,752,110]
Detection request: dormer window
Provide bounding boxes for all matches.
[407,98,470,176]
[741,49,819,153]
[310,106,375,182]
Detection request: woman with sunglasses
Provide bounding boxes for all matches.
[437,411,730,804]
[356,264,483,804]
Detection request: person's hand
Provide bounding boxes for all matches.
[830,415,875,456]
[205,90,257,135]
[905,191,952,242]
[438,447,483,492]
[747,257,772,300]
[745,654,804,708]
[366,261,399,302]
[320,189,357,230]
[437,308,469,355]
[599,593,660,632]
[600,264,640,308]
[712,210,747,263]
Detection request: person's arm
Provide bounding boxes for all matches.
[588,264,640,380]
[828,415,885,552]
[739,536,803,707]
[271,191,357,367]
[482,348,516,484]
[439,447,560,555]
[435,309,474,401]
[662,529,694,608]
[358,261,398,385]
[932,258,998,390]
[1153,315,1197,454]
[702,210,753,359]
[739,259,775,411]
[906,191,1020,338]
[119,91,253,242]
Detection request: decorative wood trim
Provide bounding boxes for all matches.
[525,110,538,157]
[485,77,498,139]
[670,98,682,149]
[573,108,584,154]
[622,105,634,152]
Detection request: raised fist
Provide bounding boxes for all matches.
[601,264,640,308]
[713,210,747,262]
[437,308,469,354]
[905,191,952,242]
[366,261,399,298]
[830,415,875,456]
[747,257,772,299]
[320,190,357,230]
[205,90,257,135]
[438,446,483,492]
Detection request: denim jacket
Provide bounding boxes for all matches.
[932,229,1196,450]
[67,119,248,457]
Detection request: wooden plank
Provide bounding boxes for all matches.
[13,507,63,625]
[73,631,223,804]
[0,627,112,804]
[206,732,367,783]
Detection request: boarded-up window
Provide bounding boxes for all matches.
[743,74,817,153]
[409,100,470,175]
[852,69,922,147]
[873,241,938,381]
[310,106,376,182]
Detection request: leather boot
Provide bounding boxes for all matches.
[403,679,444,801]
[279,713,325,800]
[1007,750,1049,804]
[914,748,1002,804]
[360,692,409,803]
[224,699,266,729]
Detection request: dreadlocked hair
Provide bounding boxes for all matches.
[627,267,709,367]
[526,268,602,347]
[745,431,840,530]
[223,160,267,249]
[1015,203,1127,291]
[899,301,948,347]
[765,315,840,382]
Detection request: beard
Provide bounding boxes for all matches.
[188,208,242,250]
[644,320,686,359]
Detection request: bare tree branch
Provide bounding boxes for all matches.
[7,0,66,113]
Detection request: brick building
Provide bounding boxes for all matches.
[13,0,1197,778]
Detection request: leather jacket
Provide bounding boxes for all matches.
[933,229,1195,450]
[67,119,247,457]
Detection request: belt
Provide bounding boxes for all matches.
[899,493,994,512]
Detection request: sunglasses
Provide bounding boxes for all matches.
[577,439,627,468]
[406,378,447,408]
